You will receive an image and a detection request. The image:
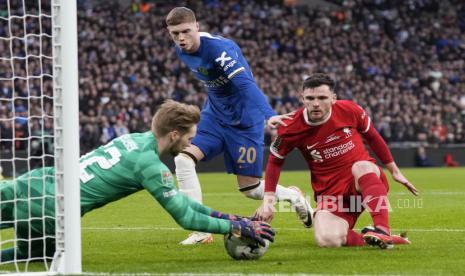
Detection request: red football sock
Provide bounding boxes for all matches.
[345,229,365,246]
[358,173,390,235]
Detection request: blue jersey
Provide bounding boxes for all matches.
[176,32,276,128]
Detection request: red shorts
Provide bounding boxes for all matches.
[315,168,389,229]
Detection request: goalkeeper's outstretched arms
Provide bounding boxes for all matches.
[151,183,229,233]
[149,184,275,246]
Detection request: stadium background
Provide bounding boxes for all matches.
[1,1,465,274]
[1,0,464,176]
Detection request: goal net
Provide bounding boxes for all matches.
[0,0,81,274]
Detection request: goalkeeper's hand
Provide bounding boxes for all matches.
[210,210,250,221]
[230,220,275,247]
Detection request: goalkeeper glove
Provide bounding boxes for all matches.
[229,220,275,247]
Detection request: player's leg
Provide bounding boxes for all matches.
[175,115,224,245]
[1,171,57,259]
[314,210,353,247]
[361,225,411,245]
[0,181,15,229]
[14,230,56,262]
[236,176,313,227]
[224,124,313,227]
[0,246,51,263]
[352,161,394,248]
[0,248,16,262]
[1,181,25,261]
[314,194,366,248]
[175,115,224,203]
[352,161,389,233]
[236,176,301,202]
[174,145,205,203]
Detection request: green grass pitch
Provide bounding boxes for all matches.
[2,167,465,275]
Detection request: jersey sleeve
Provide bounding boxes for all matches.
[135,153,231,234]
[269,132,296,160]
[349,102,372,134]
[345,101,394,164]
[362,125,394,164]
[210,42,246,79]
[265,125,300,192]
[210,41,276,119]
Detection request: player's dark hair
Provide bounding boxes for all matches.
[152,100,200,137]
[302,73,336,91]
[165,7,196,26]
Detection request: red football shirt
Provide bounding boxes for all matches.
[268,100,392,196]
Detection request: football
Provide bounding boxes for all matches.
[223,233,270,260]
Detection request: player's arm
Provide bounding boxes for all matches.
[147,183,230,234]
[226,63,292,127]
[142,172,275,244]
[212,46,276,119]
[137,164,229,233]
[385,162,418,195]
[362,123,394,165]
[356,106,419,196]
[169,188,248,221]
[350,102,394,165]
[362,126,418,195]
[254,135,292,222]
[132,150,229,233]
[229,73,276,119]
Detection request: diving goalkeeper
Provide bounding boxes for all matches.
[0,100,274,262]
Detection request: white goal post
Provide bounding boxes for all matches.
[0,0,81,274]
[51,0,81,274]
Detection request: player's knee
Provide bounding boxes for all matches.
[239,181,264,200]
[351,161,378,179]
[314,231,345,248]
[174,152,197,166]
[174,153,197,171]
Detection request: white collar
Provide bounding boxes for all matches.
[303,108,332,126]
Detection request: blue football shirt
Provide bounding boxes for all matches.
[176,32,275,128]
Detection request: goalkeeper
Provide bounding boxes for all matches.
[0,100,274,262]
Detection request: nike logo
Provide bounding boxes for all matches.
[306,142,319,150]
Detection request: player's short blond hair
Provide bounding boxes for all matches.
[165,7,196,26]
[151,100,200,137]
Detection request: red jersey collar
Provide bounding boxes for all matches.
[303,108,332,126]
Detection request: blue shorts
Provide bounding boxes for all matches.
[193,115,264,178]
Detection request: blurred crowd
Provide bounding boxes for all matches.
[0,0,464,156]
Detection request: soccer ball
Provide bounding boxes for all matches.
[223,233,270,260]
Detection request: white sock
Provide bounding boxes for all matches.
[240,180,300,203]
[239,181,264,200]
[174,154,202,203]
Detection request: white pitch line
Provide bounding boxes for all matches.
[203,191,465,197]
[82,226,465,232]
[0,273,377,276]
[391,191,465,195]
[7,270,334,275]
[81,274,166,276]
[0,270,415,275]
[0,271,402,276]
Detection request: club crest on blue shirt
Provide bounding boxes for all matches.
[198,67,208,76]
